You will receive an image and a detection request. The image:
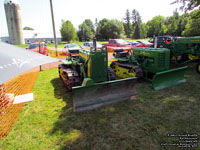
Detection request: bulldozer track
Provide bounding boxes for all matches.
[108,67,116,81]
[59,64,81,91]
[111,61,143,79]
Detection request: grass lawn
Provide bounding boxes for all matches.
[16,44,29,49]
[0,63,200,150]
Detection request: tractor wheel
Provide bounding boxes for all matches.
[196,63,200,74]
[188,54,198,60]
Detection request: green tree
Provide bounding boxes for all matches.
[96,18,110,40]
[77,22,93,41]
[182,9,200,36]
[133,24,140,39]
[140,23,148,39]
[146,16,166,37]
[164,11,189,36]
[84,19,95,33]
[131,9,141,27]
[23,26,34,30]
[165,12,180,35]
[131,9,142,39]
[109,19,126,39]
[97,19,125,40]
[171,0,200,12]
[60,20,77,43]
[123,9,132,38]
[176,13,190,35]
[77,19,95,41]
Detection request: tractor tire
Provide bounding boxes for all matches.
[196,63,200,74]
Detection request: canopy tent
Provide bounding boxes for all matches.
[0,42,59,84]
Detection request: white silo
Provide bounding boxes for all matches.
[4,0,24,44]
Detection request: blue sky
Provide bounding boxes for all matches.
[0,0,181,37]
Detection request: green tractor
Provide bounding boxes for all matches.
[58,39,138,112]
[163,36,200,73]
[111,47,187,90]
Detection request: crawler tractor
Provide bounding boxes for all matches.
[59,39,138,112]
[163,36,200,73]
[111,48,187,90]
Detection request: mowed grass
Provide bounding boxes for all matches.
[0,63,200,150]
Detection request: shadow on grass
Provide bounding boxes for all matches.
[50,78,155,150]
[49,64,200,150]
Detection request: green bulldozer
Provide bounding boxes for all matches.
[58,39,138,112]
[110,47,188,90]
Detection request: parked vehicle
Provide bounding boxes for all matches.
[136,40,153,48]
[127,41,143,47]
[103,39,130,47]
[82,42,102,50]
[62,43,80,56]
[149,35,173,48]
[26,42,49,56]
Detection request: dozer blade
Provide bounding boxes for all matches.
[152,66,188,90]
[72,77,138,112]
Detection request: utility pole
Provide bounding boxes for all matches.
[49,0,58,56]
[38,40,42,71]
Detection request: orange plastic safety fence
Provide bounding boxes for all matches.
[48,48,66,58]
[0,68,39,140]
[48,47,116,61]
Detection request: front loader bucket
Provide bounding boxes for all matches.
[152,66,188,90]
[72,77,137,112]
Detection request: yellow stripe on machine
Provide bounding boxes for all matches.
[79,52,91,77]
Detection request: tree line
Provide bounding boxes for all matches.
[60,8,200,42]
